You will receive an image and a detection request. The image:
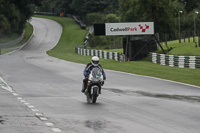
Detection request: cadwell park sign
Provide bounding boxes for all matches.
[86,22,159,61]
[105,22,154,36]
[93,22,154,36]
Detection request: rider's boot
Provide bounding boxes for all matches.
[81,83,87,93]
[99,88,101,94]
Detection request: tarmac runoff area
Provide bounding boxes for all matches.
[0,77,62,133]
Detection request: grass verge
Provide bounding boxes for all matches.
[104,38,200,56]
[35,15,200,87]
[160,39,200,56]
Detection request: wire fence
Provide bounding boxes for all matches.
[158,32,200,46]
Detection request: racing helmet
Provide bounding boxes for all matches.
[91,56,99,66]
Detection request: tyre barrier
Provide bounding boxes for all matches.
[150,52,200,69]
[75,47,126,62]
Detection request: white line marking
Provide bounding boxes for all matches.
[12,93,18,96]
[17,97,23,100]
[0,77,13,92]
[28,105,34,108]
[52,128,62,132]
[35,113,43,117]
[20,100,26,103]
[39,117,48,121]
[45,122,54,127]
[32,109,39,112]
[24,102,30,105]
[0,77,60,131]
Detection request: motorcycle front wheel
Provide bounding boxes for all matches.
[92,87,98,103]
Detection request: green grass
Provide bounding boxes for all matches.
[1,23,33,54]
[35,15,200,87]
[34,15,88,61]
[104,49,123,53]
[104,38,200,56]
[156,39,200,56]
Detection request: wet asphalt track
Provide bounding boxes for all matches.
[0,17,200,133]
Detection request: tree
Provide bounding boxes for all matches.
[37,0,54,12]
[70,0,86,17]
[106,14,120,23]
[0,15,10,35]
[119,0,184,34]
[0,0,43,35]
[12,0,43,32]
[184,0,199,13]
[69,0,110,19]
[86,13,105,25]
[55,0,74,14]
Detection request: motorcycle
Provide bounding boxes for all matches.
[84,67,104,103]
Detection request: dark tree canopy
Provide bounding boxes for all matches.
[0,0,42,35]
[1,0,200,36]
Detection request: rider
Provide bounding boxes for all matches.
[81,56,106,93]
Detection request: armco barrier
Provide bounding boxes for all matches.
[150,52,200,69]
[72,16,86,29]
[0,31,25,49]
[75,47,126,62]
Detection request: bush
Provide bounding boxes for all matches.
[88,34,123,49]
[0,15,11,35]
[86,13,105,26]
[106,14,120,23]
[88,34,107,48]
[87,13,122,49]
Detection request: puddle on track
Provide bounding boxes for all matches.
[103,88,200,103]
[0,116,5,124]
[85,120,106,130]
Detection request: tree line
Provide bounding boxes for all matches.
[0,0,42,36]
[36,0,200,48]
[1,0,200,43]
[36,0,200,34]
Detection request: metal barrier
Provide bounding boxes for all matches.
[72,15,86,29]
[150,52,200,69]
[0,31,25,49]
[34,11,59,16]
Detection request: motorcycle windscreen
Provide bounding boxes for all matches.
[91,68,102,79]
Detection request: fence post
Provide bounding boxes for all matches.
[184,32,185,42]
[199,31,200,47]
[193,33,195,42]
[188,32,190,42]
